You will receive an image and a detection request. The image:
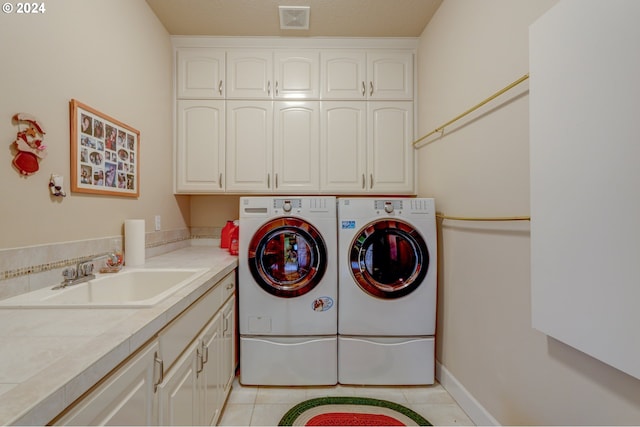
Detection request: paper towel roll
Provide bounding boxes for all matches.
[125,219,145,267]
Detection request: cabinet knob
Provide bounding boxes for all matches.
[369,81,374,96]
[275,80,279,97]
[361,81,366,97]
[218,80,223,95]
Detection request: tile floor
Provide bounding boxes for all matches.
[218,377,475,426]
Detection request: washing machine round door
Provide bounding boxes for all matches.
[248,217,327,297]
[350,219,429,299]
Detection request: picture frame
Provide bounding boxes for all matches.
[70,99,140,198]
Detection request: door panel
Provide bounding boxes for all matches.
[349,219,429,299]
[248,217,327,297]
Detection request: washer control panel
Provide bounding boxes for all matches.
[274,199,302,211]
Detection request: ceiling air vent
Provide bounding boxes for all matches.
[279,6,310,30]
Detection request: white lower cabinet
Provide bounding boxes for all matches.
[53,340,160,426]
[221,297,236,395]
[158,312,223,426]
[52,272,237,426]
[200,312,223,426]
[157,338,200,426]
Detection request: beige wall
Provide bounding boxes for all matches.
[190,195,240,228]
[417,0,640,424]
[0,0,189,249]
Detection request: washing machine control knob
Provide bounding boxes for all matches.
[283,200,292,212]
[384,201,394,213]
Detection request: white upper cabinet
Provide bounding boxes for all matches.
[321,51,413,100]
[367,102,414,193]
[173,38,416,194]
[175,100,225,193]
[225,101,273,192]
[320,101,367,192]
[225,100,320,193]
[321,51,367,99]
[274,51,320,99]
[273,101,320,192]
[320,101,414,194]
[177,48,225,99]
[226,50,273,99]
[367,52,414,100]
[227,50,319,99]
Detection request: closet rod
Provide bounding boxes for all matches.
[413,73,530,148]
[436,213,530,222]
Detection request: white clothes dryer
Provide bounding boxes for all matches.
[239,197,337,385]
[337,198,437,385]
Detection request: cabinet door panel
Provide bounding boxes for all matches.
[222,296,236,394]
[274,51,319,99]
[55,341,158,426]
[200,313,223,426]
[320,101,367,193]
[321,51,366,99]
[175,100,225,193]
[158,341,199,426]
[274,101,320,192]
[367,52,413,100]
[226,101,273,192]
[227,51,273,99]
[177,48,225,99]
[368,102,414,193]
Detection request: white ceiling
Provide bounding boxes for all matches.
[145,0,442,38]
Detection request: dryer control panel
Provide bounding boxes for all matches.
[274,198,302,211]
[374,199,403,212]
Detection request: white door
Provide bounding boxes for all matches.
[175,100,225,193]
[321,51,366,99]
[199,312,223,426]
[176,48,225,99]
[54,341,159,426]
[320,101,367,193]
[226,101,273,192]
[157,340,199,426]
[273,101,320,193]
[222,296,236,394]
[226,50,273,99]
[367,52,413,100]
[367,102,414,193]
[274,51,320,99]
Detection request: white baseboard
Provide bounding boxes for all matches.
[435,361,500,426]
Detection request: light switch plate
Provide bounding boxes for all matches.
[154,215,161,231]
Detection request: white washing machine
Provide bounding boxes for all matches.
[239,197,337,385]
[338,198,437,385]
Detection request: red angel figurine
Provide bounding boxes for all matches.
[11,113,47,175]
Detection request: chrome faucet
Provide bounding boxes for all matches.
[55,252,118,289]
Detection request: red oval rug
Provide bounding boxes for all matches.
[278,396,432,426]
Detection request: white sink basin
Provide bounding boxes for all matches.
[0,268,209,308]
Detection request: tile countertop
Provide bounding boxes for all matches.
[0,245,237,426]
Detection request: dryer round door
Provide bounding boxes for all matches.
[349,219,429,299]
[248,217,328,297]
